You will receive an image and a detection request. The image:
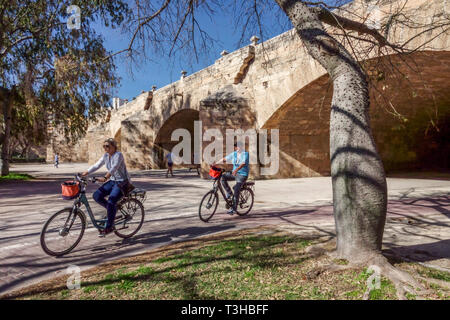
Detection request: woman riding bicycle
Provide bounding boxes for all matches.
[81,138,132,236]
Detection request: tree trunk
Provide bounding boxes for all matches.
[0,87,13,176]
[275,0,387,261]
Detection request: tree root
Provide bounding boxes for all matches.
[304,237,336,258]
[308,247,433,299]
[303,240,434,299]
[359,254,430,300]
[305,260,355,280]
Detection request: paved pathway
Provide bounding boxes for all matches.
[0,163,449,295]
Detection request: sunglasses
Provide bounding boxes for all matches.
[103,144,110,148]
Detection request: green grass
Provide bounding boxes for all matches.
[354,268,396,300]
[0,173,34,181]
[6,230,449,300]
[418,268,450,282]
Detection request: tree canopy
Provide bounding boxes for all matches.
[0,0,130,173]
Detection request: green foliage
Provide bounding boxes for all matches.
[357,268,396,300]
[0,173,34,181]
[419,268,450,282]
[0,0,130,145]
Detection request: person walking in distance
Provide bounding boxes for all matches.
[166,151,174,178]
[54,153,59,168]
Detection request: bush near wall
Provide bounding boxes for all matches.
[11,157,46,163]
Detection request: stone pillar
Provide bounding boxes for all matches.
[46,142,54,163]
[121,118,157,170]
[86,125,110,165]
[199,86,259,179]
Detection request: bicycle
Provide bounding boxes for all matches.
[40,174,147,257]
[199,167,255,222]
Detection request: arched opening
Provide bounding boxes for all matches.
[262,51,450,178]
[154,109,200,168]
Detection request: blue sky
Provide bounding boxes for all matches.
[96,0,350,101]
[97,4,290,100]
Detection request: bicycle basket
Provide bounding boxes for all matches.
[61,180,80,200]
[209,166,222,179]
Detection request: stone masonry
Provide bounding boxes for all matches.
[49,0,450,178]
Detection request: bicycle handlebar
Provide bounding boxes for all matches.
[75,173,98,184]
[210,165,227,172]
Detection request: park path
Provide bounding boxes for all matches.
[0,163,449,296]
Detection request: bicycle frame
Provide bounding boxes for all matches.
[212,172,236,207]
[73,192,106,229]
[70,177,129,230]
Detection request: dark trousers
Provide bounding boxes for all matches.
[93,180,123,228]
[221,172,247,211]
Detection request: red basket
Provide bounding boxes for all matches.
[209,166,222,179]
[61,180,80,200]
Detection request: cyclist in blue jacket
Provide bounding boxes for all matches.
[212,142,249,215]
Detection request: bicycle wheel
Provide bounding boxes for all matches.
[40,207,86,257]
[114,198,145,238]
[199,190,219,222]
[236,187,254,216]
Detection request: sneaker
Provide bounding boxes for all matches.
[226,209,235,215]
[98,226,115,237]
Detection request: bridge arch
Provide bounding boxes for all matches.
[153,108,200,168]
[261,51,450,178]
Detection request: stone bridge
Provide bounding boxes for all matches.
[55,0,449,178]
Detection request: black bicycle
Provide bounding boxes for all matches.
[199,167,255,222]
[40,174,147,257]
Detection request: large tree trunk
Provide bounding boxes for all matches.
[0,87,14,176]
[275,0,387,261]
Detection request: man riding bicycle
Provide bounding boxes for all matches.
[81,138,132,236]
[212,142,249,215]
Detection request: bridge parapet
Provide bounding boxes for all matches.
[79,0,449,173]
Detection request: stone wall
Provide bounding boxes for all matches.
[86,123,110,165]
[199,86,259,178]
[263,51,450,177]
[46,127,89,163]
[46,0,449,178]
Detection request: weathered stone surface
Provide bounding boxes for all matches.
[47,0,450,178]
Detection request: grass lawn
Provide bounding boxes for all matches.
[2,227,449,300]
[0,173,34,181]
